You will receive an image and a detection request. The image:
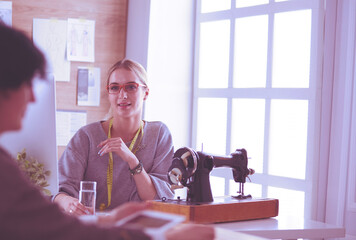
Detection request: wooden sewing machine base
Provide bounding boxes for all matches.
[148,196,279,224]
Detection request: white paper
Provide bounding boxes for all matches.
[56,110,87,146]
[0,1,12,26]
[33,18,70,82]
[67,18,95,62]
[77,67,101,106]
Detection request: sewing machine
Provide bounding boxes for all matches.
[149,147,279,223]
[168,147,254,202]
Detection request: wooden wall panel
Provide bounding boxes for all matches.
[11,0,128,158]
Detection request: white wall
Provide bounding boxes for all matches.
[126,0,195,149]
[126,0,151,69]
[0,77,58,195]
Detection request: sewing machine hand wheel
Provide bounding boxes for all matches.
[168,147,198,188]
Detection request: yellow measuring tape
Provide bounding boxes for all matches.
[99,118,144,211]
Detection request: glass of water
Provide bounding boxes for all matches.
[79,181,97,215]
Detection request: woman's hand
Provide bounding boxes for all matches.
[98,137,157,200]
[166,224,215,240]
[97,202,149,225]
[97,137,138,168]
[53,193,90,216]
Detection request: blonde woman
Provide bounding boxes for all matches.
[54,59,175,216]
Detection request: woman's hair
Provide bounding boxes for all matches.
[106,59,148,86]
[0,23,47,91]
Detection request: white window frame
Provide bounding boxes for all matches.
[192,0,324,218]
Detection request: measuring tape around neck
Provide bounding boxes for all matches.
[99,118,144,211]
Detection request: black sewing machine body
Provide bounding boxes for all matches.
[167,147,254,203]
[149,147,278,223]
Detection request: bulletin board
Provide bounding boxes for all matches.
[11,0,128,158]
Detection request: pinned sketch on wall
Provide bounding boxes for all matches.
[77,67,101,106]
[67,18,95,62]
[0,1,12,26]
[56,110,87,146]
[33,18,70,82]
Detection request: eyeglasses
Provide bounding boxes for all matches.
[106,82,146,94]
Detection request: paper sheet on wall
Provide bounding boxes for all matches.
[33,18,70,82]
[67,18,95,62]
[56,110,87,146]
[77,67,101,106]
[0,1,12,26]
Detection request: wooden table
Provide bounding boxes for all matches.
[148,197,278,223]
[212,215,345,239]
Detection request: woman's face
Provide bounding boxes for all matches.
[107,68,149,119]
[0,82,35,133]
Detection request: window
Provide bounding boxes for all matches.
[193,0,324,218]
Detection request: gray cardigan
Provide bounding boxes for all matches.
[58,121,175,210]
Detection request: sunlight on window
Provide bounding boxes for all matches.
[268,100,308,179]
[230,180,262,198]
[195,0,322,221]
[199,20,230,88]
[268,186,305,217]
[272,9,311,88]
[211,176,225,197]
[236,0,268,8]
[234,15,268,88]
[201,0,231,13]
[231,99,265,173]
[196,98,227,155]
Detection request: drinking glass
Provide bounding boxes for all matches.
[79,181,97,215]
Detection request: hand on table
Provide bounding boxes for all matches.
[98,203,215,239]
[95,202,215,239]
[54,193,91,216]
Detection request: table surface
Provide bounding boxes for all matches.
[211,215,346,239]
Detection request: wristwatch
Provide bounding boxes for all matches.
[129,162,143,176]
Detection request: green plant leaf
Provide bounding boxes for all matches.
[14,149,52,197]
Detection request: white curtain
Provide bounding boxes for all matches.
[319,0,356,236]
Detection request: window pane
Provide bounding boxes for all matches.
[272,10,311,88]
[230,180,262,198]
[211,176,225,197]
[196,98,227,155]
[268,100,308,179]
[201,0,231,13]
[231,99,265,173]
[236,0,268,8]
[268,186,305,217]
[199,20,230,88]
[234,15,268,88]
